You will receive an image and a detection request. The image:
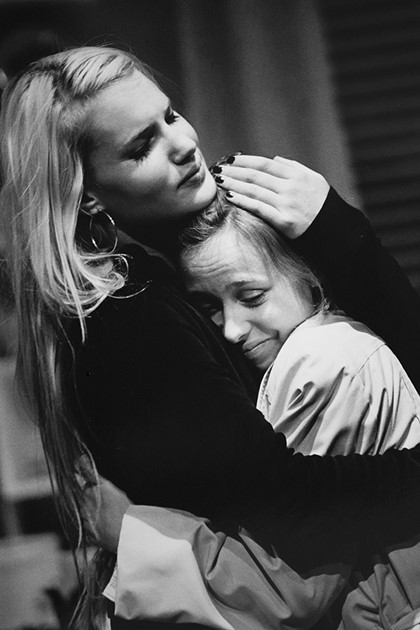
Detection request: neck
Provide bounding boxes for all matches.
[122,208,207,261]
[120,221,184,262]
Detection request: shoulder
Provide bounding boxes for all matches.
[88,245,196,336]
[87,289,209,377]
[269,311,386,387]
[73,246,215,380]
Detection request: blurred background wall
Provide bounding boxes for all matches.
[1,0,419,287]
[0,0,419,627]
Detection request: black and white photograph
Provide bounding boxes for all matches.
[0,1,420,629]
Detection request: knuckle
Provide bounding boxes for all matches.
[247,183,259,198]
[243,169,258,184]
[252,201,265,217]
[260,157,273,173]
[282,192,295,210]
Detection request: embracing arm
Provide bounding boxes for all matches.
[83,477,349,629]
[109,505,348,629]
[75,274,420,554]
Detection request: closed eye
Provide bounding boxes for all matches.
[124,106,179,161]
[122,126,154,161]
[130,140,152,161]
[240,290,267,307]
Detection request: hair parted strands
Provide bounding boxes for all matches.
[179,191,329,314]
[0,46,156,628]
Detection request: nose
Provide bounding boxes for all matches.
[167,127,197,165]
[222,307,250,345]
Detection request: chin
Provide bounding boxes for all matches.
[176,172,217,217]
[255,360,271,372]
[256,353,278,372]
[194,171,218,209]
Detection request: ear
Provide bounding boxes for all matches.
[80,191,104,216]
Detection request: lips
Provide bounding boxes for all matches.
[243,339,271,355]
[243,338,279,369]
[178,162,201,188]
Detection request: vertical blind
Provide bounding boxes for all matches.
[318,0,420,293]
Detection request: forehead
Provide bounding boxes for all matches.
[85,72,168,149]
[184,228,271,288]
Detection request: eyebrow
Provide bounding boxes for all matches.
[230,279,265,288]
[190,280,263,296]
[120,100,173,157]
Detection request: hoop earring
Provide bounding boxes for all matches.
[88,209,118,253]
[110,254,152,300]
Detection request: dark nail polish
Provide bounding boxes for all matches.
[226,155,236,164]
[226,191,234,198]
[215,175,224,184]
[211,165,223,174]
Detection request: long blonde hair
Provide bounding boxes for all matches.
[0,46,155,626]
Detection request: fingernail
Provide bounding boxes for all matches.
[226,191,234,199]
[215,175,224,184]
[226,155,236,164]
[211,165,223,174]
[213,151,242,167]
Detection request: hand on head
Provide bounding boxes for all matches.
[211,155,330,239]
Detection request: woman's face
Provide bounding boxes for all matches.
[182,229,314,371]
[84,72,217,236]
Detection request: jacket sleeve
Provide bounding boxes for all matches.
[294,188,420,393]
[105,505,349,630]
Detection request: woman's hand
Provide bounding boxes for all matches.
[80,472,132,553]
[211,155,330,239]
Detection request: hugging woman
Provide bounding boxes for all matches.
[1,46,420,629]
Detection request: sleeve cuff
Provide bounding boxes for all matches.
[111,506,234,629]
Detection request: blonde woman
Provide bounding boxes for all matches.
[1,47,420,629]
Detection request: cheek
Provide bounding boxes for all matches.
[275,304,303,337]
[103,162,172,204]
[129,166,171,200]
[259,302,289,336]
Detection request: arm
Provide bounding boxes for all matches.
[82,311,420,627]
[112,506,349,630]
[73,261,420,560]
[85,477,349,630]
